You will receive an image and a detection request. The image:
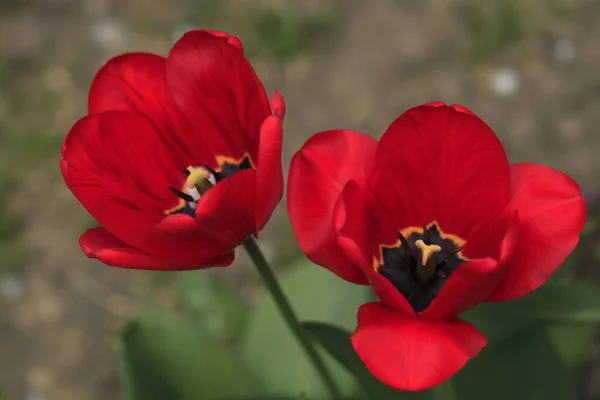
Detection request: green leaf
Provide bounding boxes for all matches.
[302,322,410,400]
[453,322,572,400]
[117,307,261,400]
[462,281,600,343]
[240,258,372,397]
[177,271,249,341]
[548,324,595,367]
[514,282,600,323]
[547,323,595,384]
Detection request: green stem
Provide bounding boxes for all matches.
[243,237,342,399]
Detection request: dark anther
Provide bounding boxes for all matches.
[397,232,412,256]
[396,231,413,272]
[169,186,194,202]
[422,225,432,245]
[437,246,462,271]
[182,169,191,176]
[204,164,219,177]
[445,246,462,259]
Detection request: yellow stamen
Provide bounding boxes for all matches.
[415,240,442,267]
[186,168,210,189]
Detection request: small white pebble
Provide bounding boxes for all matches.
[554,39,576,64]
[0,276,24,302]
[26,390,45,400]
[90,18,129,52]
[490,68,520,97]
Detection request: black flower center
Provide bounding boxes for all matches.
[166,155,253,217]
[377,222,467,314]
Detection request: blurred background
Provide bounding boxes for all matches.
[1,0,599,399]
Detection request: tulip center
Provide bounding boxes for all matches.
[165,155,253,217]
[376,221,467,314]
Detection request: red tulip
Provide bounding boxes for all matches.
[61,30,285,270]
[287,102,585,391]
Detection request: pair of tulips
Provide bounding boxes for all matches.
[61,30,586,391]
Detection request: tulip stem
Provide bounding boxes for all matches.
[243,237,342,399]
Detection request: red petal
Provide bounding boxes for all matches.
[421,210,520,319]
[201,30,243,51]
[80,227,233,270]
[338,235,415,313]
[410,210,517,318]
[90,53,168,123]
[271,90,286,120]
[88,52,213,166]
[165,30,270,162]
[142,169,257,263]
[420,258,498,320]
[255,115,284,233]
[487,163,586,301]
[61,111,185,247]
[352,302,486,391]
[369,104,510,240]
[334,180,413,311]
[288,130,378,285]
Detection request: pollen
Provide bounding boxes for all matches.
[415,239,442,266]
[185,167,211,189]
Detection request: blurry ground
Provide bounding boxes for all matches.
[0,0,599,399]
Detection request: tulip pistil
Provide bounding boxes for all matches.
[185,166,214,195]
[415,239,442,283]
[164,154,254,217]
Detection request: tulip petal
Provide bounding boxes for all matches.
[420,211,520,319]
[487,163,586,302]
[352,302,486,392]
[142,169,257,263]
[370,103,510,241]
[271,90,286,120]
[334,180,413,312]
[288,130,378,285]
[255,115,284,233]
[80,227,233,269]
[87,52,214,165]
[61,111,185,248]
[166,30,270,162]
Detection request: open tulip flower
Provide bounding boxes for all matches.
[61,30,285,270]
[288,102,586,391]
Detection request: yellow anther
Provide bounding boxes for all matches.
[186,168,211,189]
[415,240,442,267]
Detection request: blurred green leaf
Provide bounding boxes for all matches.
[549,324,595,367]
[509,282,600,323]
[302,322,413,400]
[462,281,600,343]
[241,258,372,397]
[547,323,595,384]
[453,322,572,400]
[430,380,457,400]
[461,299,531,342]
[117,307,261,400]
[177,271,249,341]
